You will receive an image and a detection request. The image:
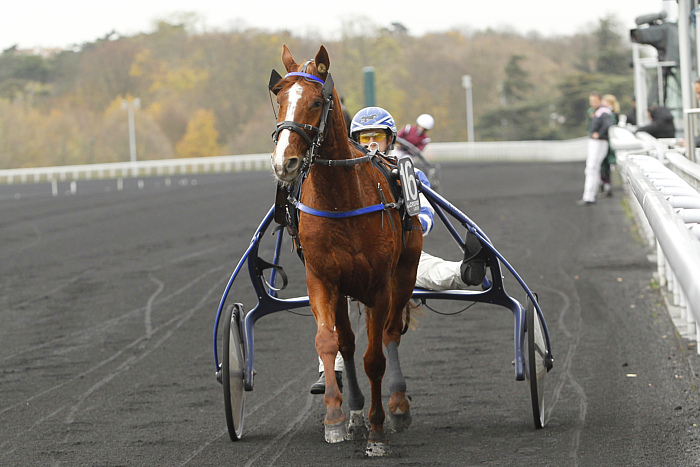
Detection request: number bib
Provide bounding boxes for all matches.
[398,157,420,216]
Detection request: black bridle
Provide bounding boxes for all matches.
[269,60,335,174]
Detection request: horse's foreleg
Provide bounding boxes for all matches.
[316,323,348,443]
[364,301,390,456]
[308,279,346,443]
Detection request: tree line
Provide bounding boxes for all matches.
[0,15,634,169]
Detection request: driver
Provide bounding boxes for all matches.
[396,113,434,154]
[310,106,488,394]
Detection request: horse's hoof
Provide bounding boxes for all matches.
[346,410,368,441]
[324,420,348,444]
[365,441,391,457]
[388,407,412,432]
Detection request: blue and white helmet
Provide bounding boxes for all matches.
[350,107,397,148]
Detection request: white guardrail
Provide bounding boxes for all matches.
[0,153,272,185]
[0,138,590,186]
[613,125,700,352]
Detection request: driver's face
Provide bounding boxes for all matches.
[358,130,389,152]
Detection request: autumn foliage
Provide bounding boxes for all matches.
[0,16,634,168]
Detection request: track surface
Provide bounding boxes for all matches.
[2,162,700,466]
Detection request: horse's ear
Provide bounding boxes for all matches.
[315,46,330,79]
[282,45,297,73]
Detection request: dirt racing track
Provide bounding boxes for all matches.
[1,161,700,466]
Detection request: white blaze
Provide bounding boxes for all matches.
[272,83,304,170]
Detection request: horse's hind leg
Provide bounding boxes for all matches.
[384,277,416,432]
[343,357,368,440]
[383,224,423,434]
[338,297,367,440]
[363,293,393,456]
[385,339,412,432]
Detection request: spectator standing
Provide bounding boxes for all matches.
[600,94,619,197]
[578,92,612,206]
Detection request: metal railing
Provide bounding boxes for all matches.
[684,108,700,163]
[620,152,700,351]
[0,138,590,186]
[425,138,588,162]
[666,151,700,191]
[0,154,270,185]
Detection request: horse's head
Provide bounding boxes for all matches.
[269,45,334,183]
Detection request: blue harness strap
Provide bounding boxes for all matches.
[285,72,325,85]
[295,201,387,218]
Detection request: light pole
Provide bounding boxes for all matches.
[363,67,376,107]
[461,75,474,142]
[121,98,140,163]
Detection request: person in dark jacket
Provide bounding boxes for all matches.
[636,106,675,138]
[600,94,619,197]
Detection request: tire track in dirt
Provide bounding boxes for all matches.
[0,268,226,457]
[0,259,224,365]
[537,280,587,466]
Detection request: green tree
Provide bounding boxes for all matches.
[595,16,629,75]
[501,54,534,105]
[555,72,633,138]
[0,50,52,100]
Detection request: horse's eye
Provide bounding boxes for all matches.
[312,100,323,109]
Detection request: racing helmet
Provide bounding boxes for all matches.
[350,107,397,148]
[416,113,434,130]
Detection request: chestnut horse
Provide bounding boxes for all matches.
[269,45,422,456]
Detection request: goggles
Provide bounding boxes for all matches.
[358,132,387,144]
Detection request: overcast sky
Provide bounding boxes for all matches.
[1,0,671,52]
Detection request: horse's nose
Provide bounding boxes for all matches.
[284,157,300,173]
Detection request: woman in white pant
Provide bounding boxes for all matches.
[579,92,612,205]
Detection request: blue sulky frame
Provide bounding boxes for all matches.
[213,179,554,432]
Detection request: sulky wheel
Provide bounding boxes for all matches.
[524,294,547,429]
[222,303,246,441]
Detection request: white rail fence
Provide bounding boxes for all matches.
[426,137,588,162]
[0,138,589,185]
[620,150,700,352]
[0,153,271,185]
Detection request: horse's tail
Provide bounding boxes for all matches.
[401,300,426,334]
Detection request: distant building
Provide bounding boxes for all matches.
[3,45,61,58]
[15,47,62,58]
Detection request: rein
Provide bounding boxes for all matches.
[294,200,395,219]
[291,147,403,220]
[313,154,372,167]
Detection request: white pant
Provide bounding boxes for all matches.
[582,138,609,202]
[318,352,344,372]
[415,250,468,291]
